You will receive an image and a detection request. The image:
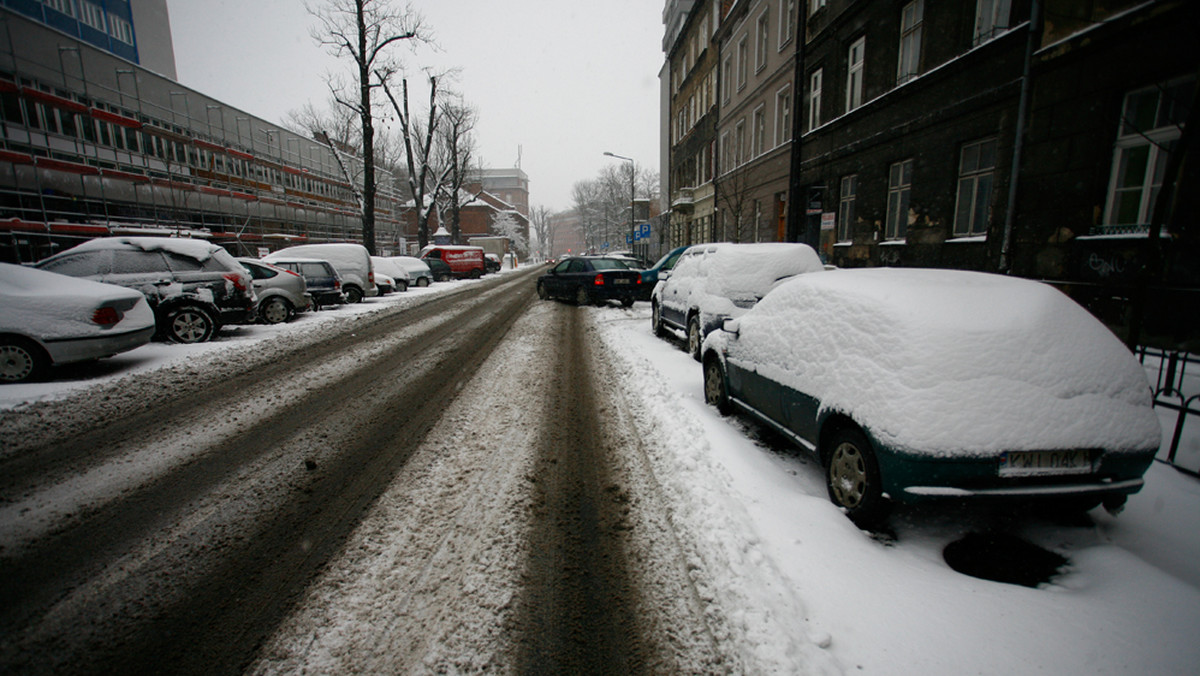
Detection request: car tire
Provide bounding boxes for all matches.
[621,297,634,308]
[344,285,364,304]
[824,427,888,528]
[703,355,732,415]
[417,276,430,287]
[396,279,409,292]
[575,287,590,306]
[652,302,668,338]
[0,336,49,383]
[687,315,703,361]
[537,282,549,300]
[165,305,216,343]
[259,297,293,324]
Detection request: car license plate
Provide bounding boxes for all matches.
[999,450,1093,477]
[613,278,630,285]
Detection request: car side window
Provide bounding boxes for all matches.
[38,251,107,277]
[553,260,571,274]
[111,250,168,274]
[163,252,204,272]
[663,249,685,271]
[567,259,587,273]
[244,263,276,280]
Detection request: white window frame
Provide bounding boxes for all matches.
[808,68,823,131]
[735,118,747,165]
[897,1,923,85]
[809,0,826,15]
[108,13,134,44]
[45,0,77,18]
[885,159,913,240]
[752,104,767,157]
[953,137,997,237]
[720,130,732,174]
[846,37,865,112]
[755,9,770,73]
[722,54,733,105]
[973,0,1012,46]
[79,0,106,31]
[737,35,749,91]
[775,84,792,146]
[838,174,857,242]
[779,0,796,50]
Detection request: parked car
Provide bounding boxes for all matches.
[237,258,311,324]
[637,245,690,300]
[701,268,1161,527]
[266,243,374,303]
[262,258,345,309]
[652,242,824,360]
[390,256,434,287]
[0,263,156,382]
[536,256,642,307]
[371,256,410,293]
[35,236,255,343]
[423,257,453,282]
[484,253,502,274]
[420,244,486,279]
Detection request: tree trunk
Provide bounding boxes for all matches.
[357,0,376,254]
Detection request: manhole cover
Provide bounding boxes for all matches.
[943,532,1068,587]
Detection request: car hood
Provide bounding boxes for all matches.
[711,268,1160,456]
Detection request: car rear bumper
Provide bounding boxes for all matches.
[43,325,156,365]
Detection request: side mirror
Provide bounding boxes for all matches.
[722,318,740,336]
[659,270,671,281]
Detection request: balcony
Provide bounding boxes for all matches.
[671,187,694,214]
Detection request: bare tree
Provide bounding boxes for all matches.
[380,74,449,249]
[530,204,552,261]
[309,0,424,253]
[435,95,478,244]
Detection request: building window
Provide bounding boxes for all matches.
[809,0,826,15]
[838,174,857,241]
[885,159,913,240]
[808,68,822,131]
[735,118,746,165]
[779,0,795,49]
[973,0,1012,46]
[897,1,923,84]
[722,54,733,104]
[1102,79,1193,233]
[846,37,865,112]
[753,105,766,157]
[737,35,749,90]
[79,1,106,31]
[755,9,770,73]
[775,85,792,146]
[953,137,997,237]
[108,13,134,44]
[45,0,77,18]
[720,130,731,174]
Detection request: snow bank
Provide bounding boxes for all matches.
[714,268,1160,455]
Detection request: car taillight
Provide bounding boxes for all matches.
[334,279,341,289]
[593,274,604,286]
[92,306,122,326]
[224,272,250,293]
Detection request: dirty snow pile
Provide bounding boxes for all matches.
[708,268,1161,455]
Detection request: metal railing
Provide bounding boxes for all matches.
[1140,347,1200,477]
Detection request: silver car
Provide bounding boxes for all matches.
[238,258,312,324]
[0,262,156,383]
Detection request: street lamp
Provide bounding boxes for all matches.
[604,151,636,257]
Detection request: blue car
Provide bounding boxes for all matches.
[637,245,690,300]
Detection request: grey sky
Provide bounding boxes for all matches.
[164,0,664,213]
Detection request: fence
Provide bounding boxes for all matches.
[1140,347,1200,477]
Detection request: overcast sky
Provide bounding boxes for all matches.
[164,0,664,213]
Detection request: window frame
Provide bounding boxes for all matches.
[838,174,857,242]
[885,158,913,240]
[846,37,865,113]
[752,104,767,157]
[755,9,770,73]
[775,84,792,146]
[808,68,823,131]
[897,0,924,85]
[779,0,796,50]
[953,137,998,237]
[737,35,749,91]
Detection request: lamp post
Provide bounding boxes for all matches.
[604,151,636,257]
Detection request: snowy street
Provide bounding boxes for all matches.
[1,267,1198,674]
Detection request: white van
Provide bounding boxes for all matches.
[265,243,375,303]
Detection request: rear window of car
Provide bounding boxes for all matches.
[590,259,630,271]
[242,262,277,279]
[300,262,332,277]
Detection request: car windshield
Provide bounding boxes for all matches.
[590,259,630,271]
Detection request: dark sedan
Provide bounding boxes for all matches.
[536,256,643,307]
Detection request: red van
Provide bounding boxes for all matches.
[419,245,486,279]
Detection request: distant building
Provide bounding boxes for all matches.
[547,208,585,258]
[467,167,529,217]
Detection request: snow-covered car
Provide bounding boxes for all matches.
[35,237,256,343]
[652,242,824,360]
[0,262,156,382]
[536,256,643,307]
[484,253,501,274]
[371,256,410,293]
[389,256,434,286]
[701,267,1161,527]
[266,243,375,303]
[237,258,311,324]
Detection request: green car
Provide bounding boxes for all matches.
[701,268,1160,527]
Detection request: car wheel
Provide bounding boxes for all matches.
[621,297,634,308]
[0,337,49,383]
[575,286,590,306]
[687,315,703,361]
[824,427,888,527]
[166,305,216,343]
[417,276,430,287]
[652,302,667,338]
[344,285,364,304]
[259,297,293,324]
[396,279,409,292]
[537,282,549,300]
[703,355,731,415]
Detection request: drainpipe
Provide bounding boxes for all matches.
[785,2,807,244]
[999,0,1041,274]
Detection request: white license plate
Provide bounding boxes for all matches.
[613,278,631,284]
[999,450,1093,477]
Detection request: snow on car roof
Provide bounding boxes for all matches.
[690,243,824,298]
[716,267,1160,456]
[65,236,222,262]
